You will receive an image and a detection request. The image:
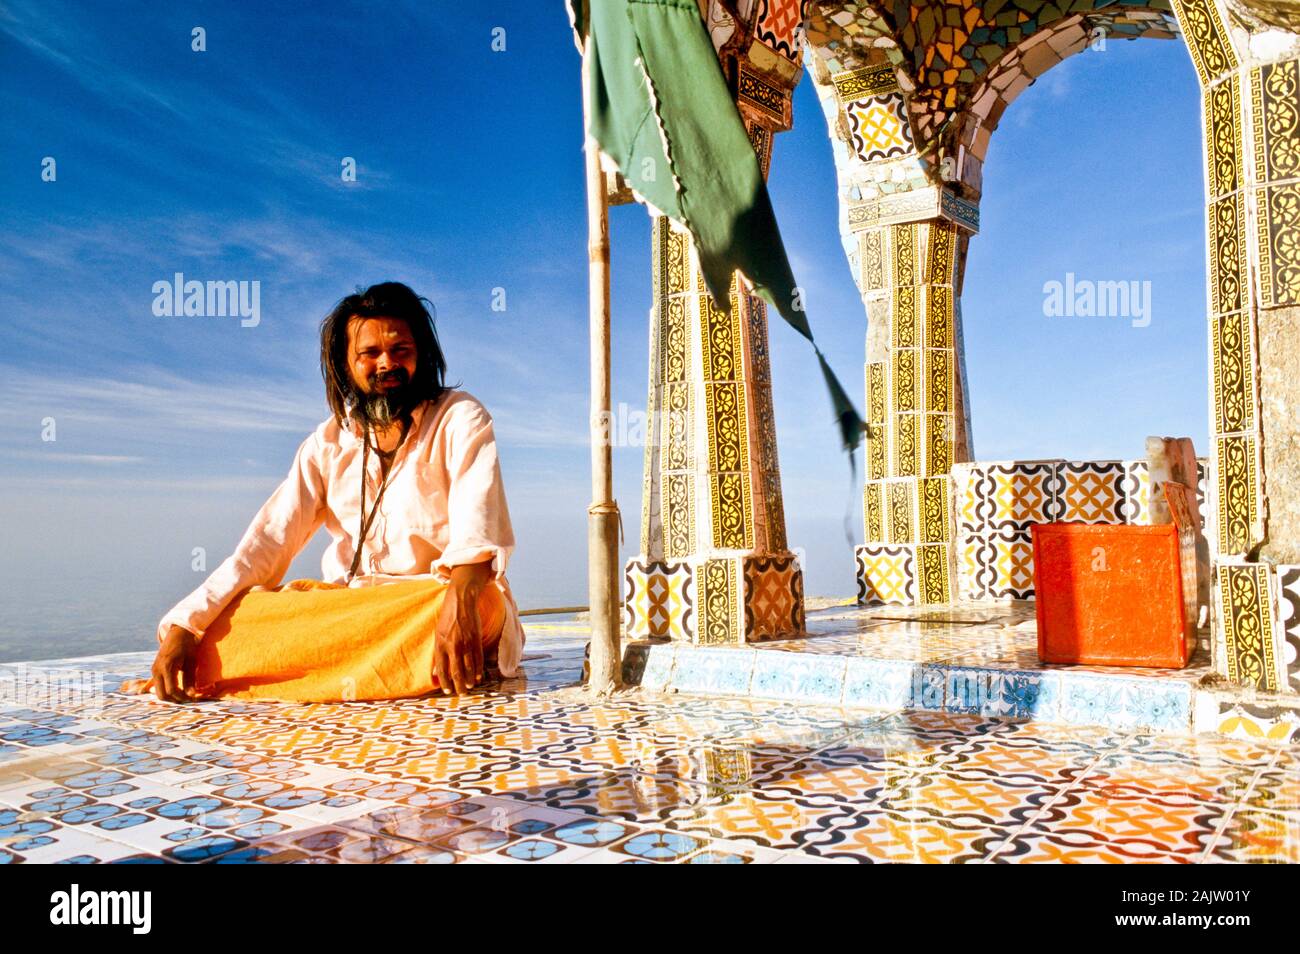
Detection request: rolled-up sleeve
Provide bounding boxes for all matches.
[431,400,516,581]
[156,430,327,643]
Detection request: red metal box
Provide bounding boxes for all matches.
[1031,523,1193,668]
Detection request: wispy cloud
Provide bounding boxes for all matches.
[6,451,144,464]
[0,211,427,283]
[0,2,186,121]
[0,474,293,494]
[0,0,401,198]
[0,366,323,431]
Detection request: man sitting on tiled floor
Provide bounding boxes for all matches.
[130,281,524,704]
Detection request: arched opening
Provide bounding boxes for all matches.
[953,19,1209,602]
[796,2,1220,609]
[963,23,1206,463]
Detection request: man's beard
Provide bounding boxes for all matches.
[350,368,418,428]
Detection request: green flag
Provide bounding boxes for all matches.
[569,0,865,456]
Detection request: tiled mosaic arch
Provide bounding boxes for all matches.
[795,0,1300,696]
[626,1,1300,699]
[803,1,1183,199]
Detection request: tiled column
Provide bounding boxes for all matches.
[805,56,979,606]
[1249,56,1300,564]
[1174,0,1300,691]
[858,218,973,605]
[624,43,805,645]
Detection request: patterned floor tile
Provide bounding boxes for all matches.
[801,618,901,637]
[650,717,1018,850]
[3,631,1297,864]
[434,823,523,856]
[656,787,856,849]
[769,850,856,863]
[554,716,857,795]
[1204,808,1300,863]
[1241,763,1300,814]
[547,816,636,848]
[481,769,712,824]
[486,837,597,863]
[332,832,416,863]
[849,709,1016,750]
[376,845,473,864]
[1010,787,1230,862]
[260,826,364,857]
[337,805,476,843]
[1129,732,1282,766]
[1071,755,1263,808]
[680,840,789,864]
[593,828,706,862]
[989,830,1195,864]
[951,718,1127,762]
[798,805,1022,863]
[270,795,388,826]
[21,831,147,864]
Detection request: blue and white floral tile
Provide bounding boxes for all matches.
[842,658,916,711]
[943,666,1058,721]
[915,665,948,710]
[750,652,847,704]
[639,643,677,692]
[668,647,755,696]
[1056,674,1191,734]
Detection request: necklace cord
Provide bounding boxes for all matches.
[345,418,409,584]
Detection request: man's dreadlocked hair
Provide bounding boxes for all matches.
[319,282,453,426]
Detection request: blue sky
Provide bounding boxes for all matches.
[0,1,1206,660]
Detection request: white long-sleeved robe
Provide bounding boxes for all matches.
[156,388,526,675]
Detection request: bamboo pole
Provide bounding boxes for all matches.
[583,55,622,697]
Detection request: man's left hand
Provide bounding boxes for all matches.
[434,560,492,694]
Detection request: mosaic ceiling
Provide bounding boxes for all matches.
[805,1,1180,147]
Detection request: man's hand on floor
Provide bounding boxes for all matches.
[434,561,491,695]
[151,625,199,703]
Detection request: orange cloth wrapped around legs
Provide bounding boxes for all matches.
[126,577,505,702]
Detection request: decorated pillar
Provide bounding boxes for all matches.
[1171,0,1300,696]
[858,216,975,605]
[806,51,980,607]
[624,2,808,644]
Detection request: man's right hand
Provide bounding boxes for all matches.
[151,625,199,703]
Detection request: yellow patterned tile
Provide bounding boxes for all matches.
[1251,58,1300,185]
[844,93,913,162]
[892,412,921,477]
[1023,788,1227,861]
[924,348,953,414]
[857,545,917,605]
[889,348,920,414]
[863,480,885,543]
[924,285,954,349]
[1256,182,1300,308]
[1171,0,1238,86]
[1210,311,1256,434]
[1208,810,1300,863]
[916,543,951,605]
[1217,563,1282,691]
[886,478,916,544]
[1206,72,1242,199]
[1207,191,1248,316]
[924,413,954,476]
[1215,434,1261,555]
